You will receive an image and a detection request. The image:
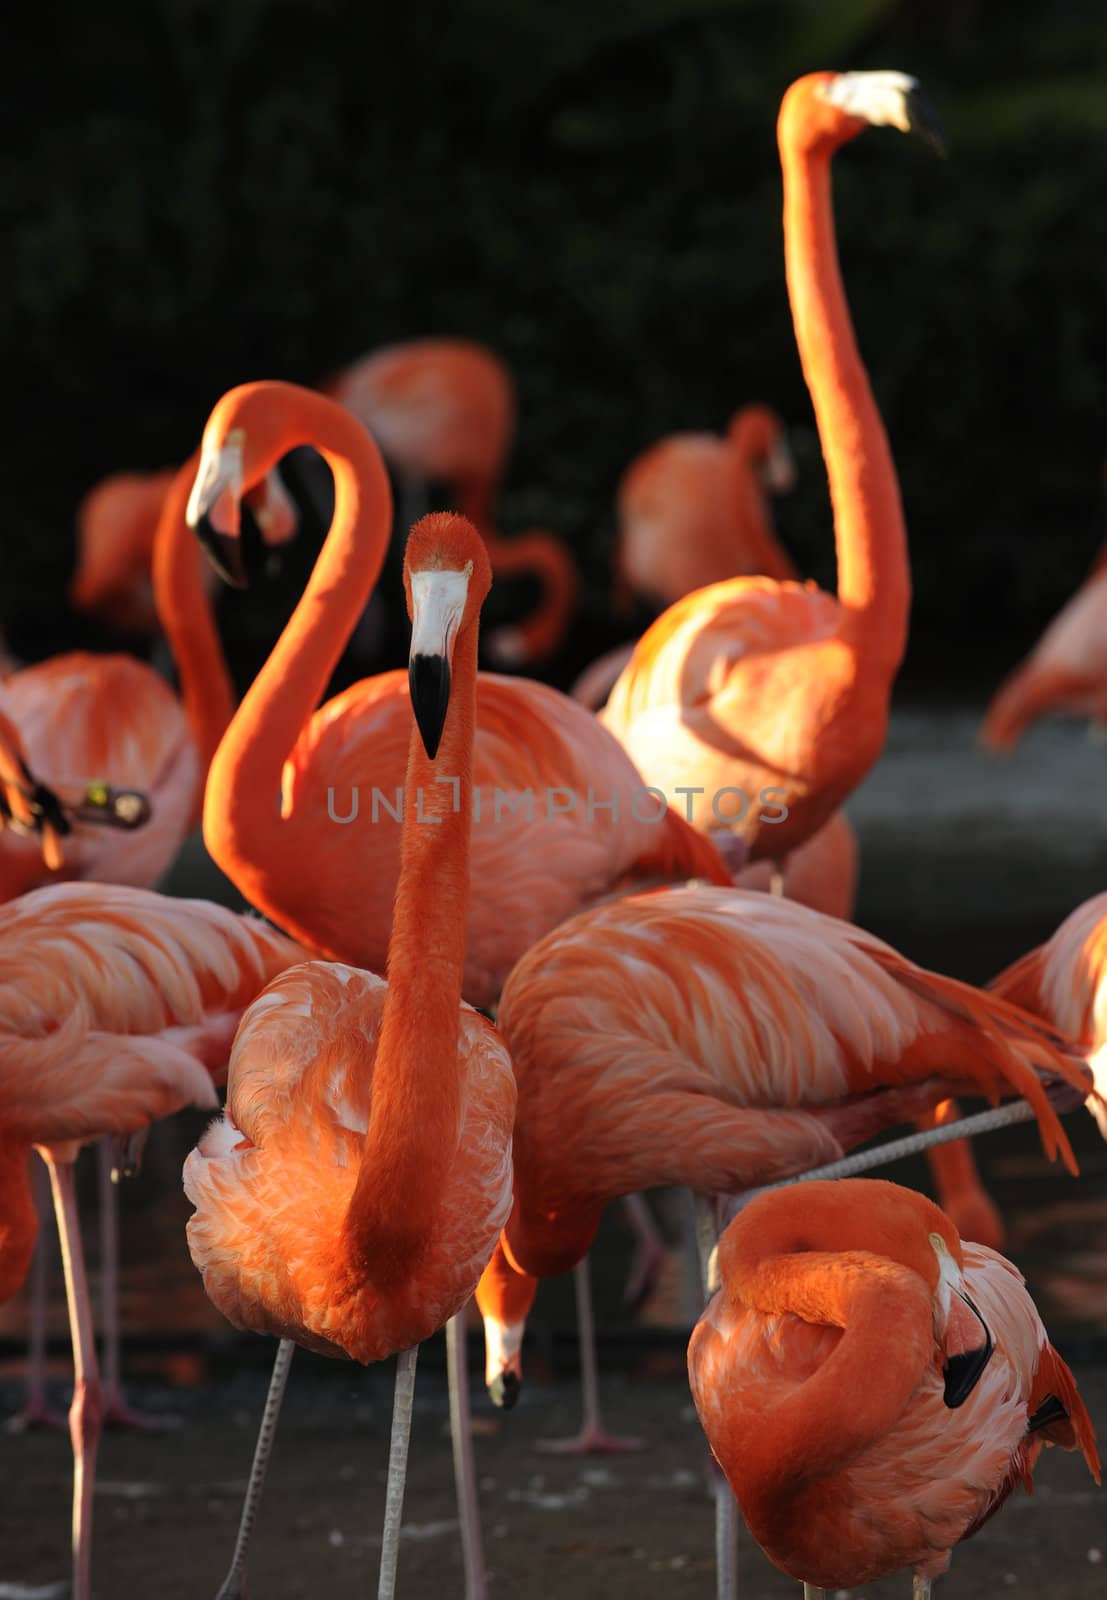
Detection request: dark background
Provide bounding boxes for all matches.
[6,0,1106,690]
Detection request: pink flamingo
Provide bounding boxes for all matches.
[0,881,305,1600]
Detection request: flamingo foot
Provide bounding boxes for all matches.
[4,1396,68,1434]
[101,1389,179,1432]
[535,1422,645,1455]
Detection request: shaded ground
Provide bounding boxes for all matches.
[3,1361,1105,1599]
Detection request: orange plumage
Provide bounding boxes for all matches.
[688,1179,1100,1589]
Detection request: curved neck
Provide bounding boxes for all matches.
[485,532,578,659]
[782,135,910,672]
[724,446,797,584]
[153,452,235,815]
[342,622,477,1283]
[203,399,392,852]
[720,1236,932,1503]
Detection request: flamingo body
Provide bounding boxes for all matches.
[185,961,515,1361]
[982,567,1107,749]
[688,1180,1100,1588]
[0,654,197,899]
[614,409,796,609]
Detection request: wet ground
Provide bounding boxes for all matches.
[2,702,1106,1594]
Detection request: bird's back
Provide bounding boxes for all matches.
[0,882,306,1148]
[0,653,197,889]
[255,670,728,1007]
[497,885,1088,1216]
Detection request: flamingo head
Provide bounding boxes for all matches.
[781,70,945,158]
[727,406,797,494]
[404,513,492,759]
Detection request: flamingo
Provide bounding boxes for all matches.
[324,337,579,665]
[612,403,797,617]
[188,379,731,1015]
[597,72,943,872]
[981,539,1107,750]
[687,1178,1100,1596]
[475,884,1093,1407]
[989,890,1107,1135]
[0,457,295,1433]
[68,468,179,636]
[184,511,517,1600]
[0,881,306,1600]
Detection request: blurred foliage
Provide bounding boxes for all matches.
[4,0,1106,686]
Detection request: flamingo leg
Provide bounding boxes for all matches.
[213,1337,296,1600]
[619,1191,668,1311]
[802,1588,826,1599]
[769,864,786,897]
[445,1311,487,1600]
[43,1150,103,1600]
[696,1193,737,1600]
[94,1138,165,1431]
[5,1153,66,1433]
[378,1344,420,1600]
[912,1580,931,1600]
[535,1256,643,1455]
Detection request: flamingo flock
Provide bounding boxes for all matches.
[1,65,1103,1600]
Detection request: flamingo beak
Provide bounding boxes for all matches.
[187,430,248,588]
[408,567,471,760]
[903,83,946,156]
[941,1289,993,1408]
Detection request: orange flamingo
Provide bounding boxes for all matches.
[0,457,292,1433]
[324,337,579,664]
[476,884,1092,1411]
[0,881,305,1600]
[69,468,179,635]
[598,72,941,872]
[613,404,797,615]
[990,890,1107,1136]
[188,380,730,1015]
[185,512,517,1600]
[981,544,1107,750]
[687,1178,1100,1595]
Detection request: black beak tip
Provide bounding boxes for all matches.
[943,1330,994,1409]
[409,654,451,760]
[194,515,249,590]
[906,87,947,157]
[489,1370,519,1412]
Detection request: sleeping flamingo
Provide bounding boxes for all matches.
[185,512,517,1600]
[324,337,579,665]
[598,72,942,872]
[687,1179,1100,1596]
[612,403,797,617]
[0,881,306,1600]
[476,884,1093,1408]
[189,379,731,1015]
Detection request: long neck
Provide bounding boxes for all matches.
[153,452,235,812]
[342,621,477,1285]
[782,134,910,673]
[0,1138,37,1303]
[725,439,797,583]
[203,399,392,856]
[722,1241,932,1506]
[486,533,578,659]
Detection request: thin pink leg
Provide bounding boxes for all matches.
[5,1152,67,1434]
[619,1192,668,1312]
[96,1139,167,1431]
[44,1150,104,1600]
[535,1257,643,1455]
